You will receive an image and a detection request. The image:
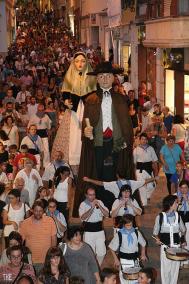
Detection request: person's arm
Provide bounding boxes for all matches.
[160,153,169,171]
[152,215,162,245]
[94,272,101,283]
[15,128,19,148]
[51,234,57,247]
[83,176,103,186]
[152,161,159,177]
[97,201,109,217]
[2,209,18,230]
[140,246,147,261]
[111,200,124,218]
[180,151,186,165]
[53,216,67,233]
[144,177,157,185]
[128,200,142,216]
[171,126,176,137]
[67,177,72,209]
[80,206,95,221]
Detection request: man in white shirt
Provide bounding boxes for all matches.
[16,84,31,105]
[28,104,51,167]
[79,187,109,265]
[27,96,38,119]
[133,132,158,206]
[141,106,152,133]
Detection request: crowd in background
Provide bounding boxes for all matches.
[0,3,189,284]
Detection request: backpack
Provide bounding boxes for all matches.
[117,228,139,253]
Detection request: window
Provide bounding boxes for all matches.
[179,0,189,15]
[121,0,135,11]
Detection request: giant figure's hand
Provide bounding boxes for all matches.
[84,126,93,139]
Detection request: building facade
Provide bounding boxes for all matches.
[0,0,16,55]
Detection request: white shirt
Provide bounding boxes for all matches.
[133,145,158,164]
[109,229,146,253]
[111,198,142,217]
[53,177,69,202]
[103,180,146,198]
[3,203,30,237]
[14,169,43,207]
[141,113,152,132]
[16,91,31,104]
[79,199,109,222]
[0,172,8,184]
[101,92,113,132]
[20,135,43,153]
[42,161,71,182]
[2,125,19,147]
[27,104,38,119]
[28,114,51,130]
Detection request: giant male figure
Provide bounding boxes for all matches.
[74,62,134,214]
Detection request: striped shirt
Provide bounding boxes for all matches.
[19,215,57,263]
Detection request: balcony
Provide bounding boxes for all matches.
[143,16,189,47]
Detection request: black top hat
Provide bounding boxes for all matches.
[87,61,122,75]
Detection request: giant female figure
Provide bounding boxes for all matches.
[51,52,96,175]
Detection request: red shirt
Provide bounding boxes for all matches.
[13,153,37,168]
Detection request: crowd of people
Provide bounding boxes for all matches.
[0,3,189,284]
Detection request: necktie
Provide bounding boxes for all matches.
[103,91,110,97]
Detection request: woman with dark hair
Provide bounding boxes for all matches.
[60,226,100,284]
[46,198,67,243]
[2,189,30,247]
[2,115,19,147]
[172,114,186,151]
[138,267,156,284]
[53,166,72,221]
[111,184,142,229]
[38,246,69,284]
[0,231,32,265]
[153,194,186,284]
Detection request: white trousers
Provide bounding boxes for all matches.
[41,137,50,168]
[160,246,180,284]
[83,231,106,265]
[136,169,155,206]
[182,222,189,265]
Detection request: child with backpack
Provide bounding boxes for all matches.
[153,195,186,284]
[109,214,147,284]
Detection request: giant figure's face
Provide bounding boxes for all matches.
[97,73,114,90]
[74,54,86,72]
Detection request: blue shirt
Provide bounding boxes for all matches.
[160,144,182,174]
